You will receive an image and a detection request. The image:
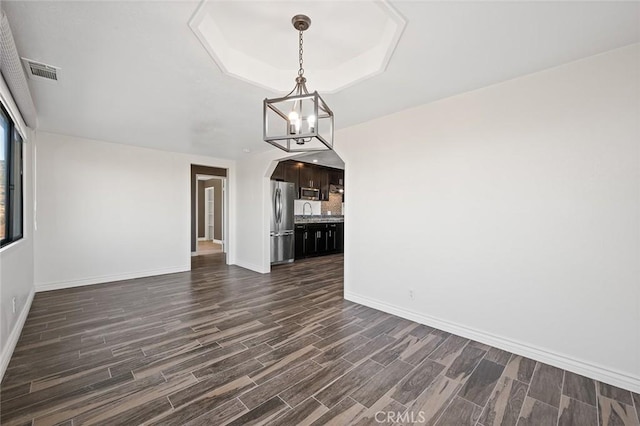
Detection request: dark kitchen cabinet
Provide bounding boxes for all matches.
[298,163,319,190]
[283,161,300,196]
[326,224,337,252]
[336,223,344,252]
[328,169,344,202]
[271,161,301,198]
[295,223,330,259]
[271,162,285,181]
[326,223,344,253]
[299,164,332,201]
[307,223,327,256]
[319,169,330,201]
[317,225,329,254]
[328,169,344,186]
[294,224,306,260]
[273,160,343,201]
[294,222,344,259]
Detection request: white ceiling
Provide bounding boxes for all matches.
[189,1,405,92]
[3,1,639,160]
[289,150,345,170]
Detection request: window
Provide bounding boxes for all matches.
[0,105,23,247]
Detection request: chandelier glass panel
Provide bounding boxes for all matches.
[263,15,334,152]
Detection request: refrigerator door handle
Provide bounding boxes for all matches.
[273,188,279,225]
[275,187,282,224]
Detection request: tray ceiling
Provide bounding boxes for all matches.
[3,1,639,160]
[189,1,405,92]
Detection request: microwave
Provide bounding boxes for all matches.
[299,187,320,200]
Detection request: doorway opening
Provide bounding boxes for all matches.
[269,150,345,272]
[195,175,225,255]
[191,164,228,262]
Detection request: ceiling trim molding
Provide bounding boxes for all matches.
[188,0,406,93]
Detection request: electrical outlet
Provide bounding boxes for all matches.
[409,289,414,300]
[12,297,16,314]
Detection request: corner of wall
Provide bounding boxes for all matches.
[0,288,34,381]
[0,129,36,383]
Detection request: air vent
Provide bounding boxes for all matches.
[21,58,60,82]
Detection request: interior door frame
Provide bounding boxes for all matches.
[221,178,226,253]
[194,174,227,255]
[204,186,214,241]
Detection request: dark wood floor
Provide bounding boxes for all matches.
[1,253,638,426]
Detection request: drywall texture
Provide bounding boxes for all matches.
[34,132,234,290]
[338,45,640,390]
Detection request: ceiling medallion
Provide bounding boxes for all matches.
[263,15,334,152]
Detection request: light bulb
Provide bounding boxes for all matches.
[288,111,300,135]
[307,115,316,133]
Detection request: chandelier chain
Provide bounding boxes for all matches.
[298,30,304,77]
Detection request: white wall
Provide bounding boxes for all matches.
[34,132,235,290]
[0,133,34,379]
[338,44,640,392]
[294,199,321,215]
[33,128,295,286]
[0,80,35,380]
[233,149,296,273]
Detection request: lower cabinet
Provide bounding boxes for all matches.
[307,224,327,256]
[294,222,344,260]
[294,224,307,260]
[326,223,343,252]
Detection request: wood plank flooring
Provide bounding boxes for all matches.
[196,241,222,255]
[1,253,638,425]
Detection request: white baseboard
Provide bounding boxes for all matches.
[232,259,269,274]
[213,239,223,244]
[344,291,640,394]
[35,266,190,292]
[1,288,35,382]
[197,237,206,241]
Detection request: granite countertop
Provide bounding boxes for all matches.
[294,215,344,224]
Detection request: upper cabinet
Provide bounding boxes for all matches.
[271,160,343,201]
[272,162,285,181]
[283,161,300,196]
[328,169,344,186]
[298,163,317,190]
[319,169,330,201]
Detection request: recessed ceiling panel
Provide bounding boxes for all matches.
[189,0,406,93]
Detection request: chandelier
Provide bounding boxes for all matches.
[263,15,334,152]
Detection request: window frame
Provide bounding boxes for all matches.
[0,103,24,248]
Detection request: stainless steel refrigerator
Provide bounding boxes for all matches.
[270,181,295,264]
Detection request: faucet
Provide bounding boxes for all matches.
[302,202,312,216]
